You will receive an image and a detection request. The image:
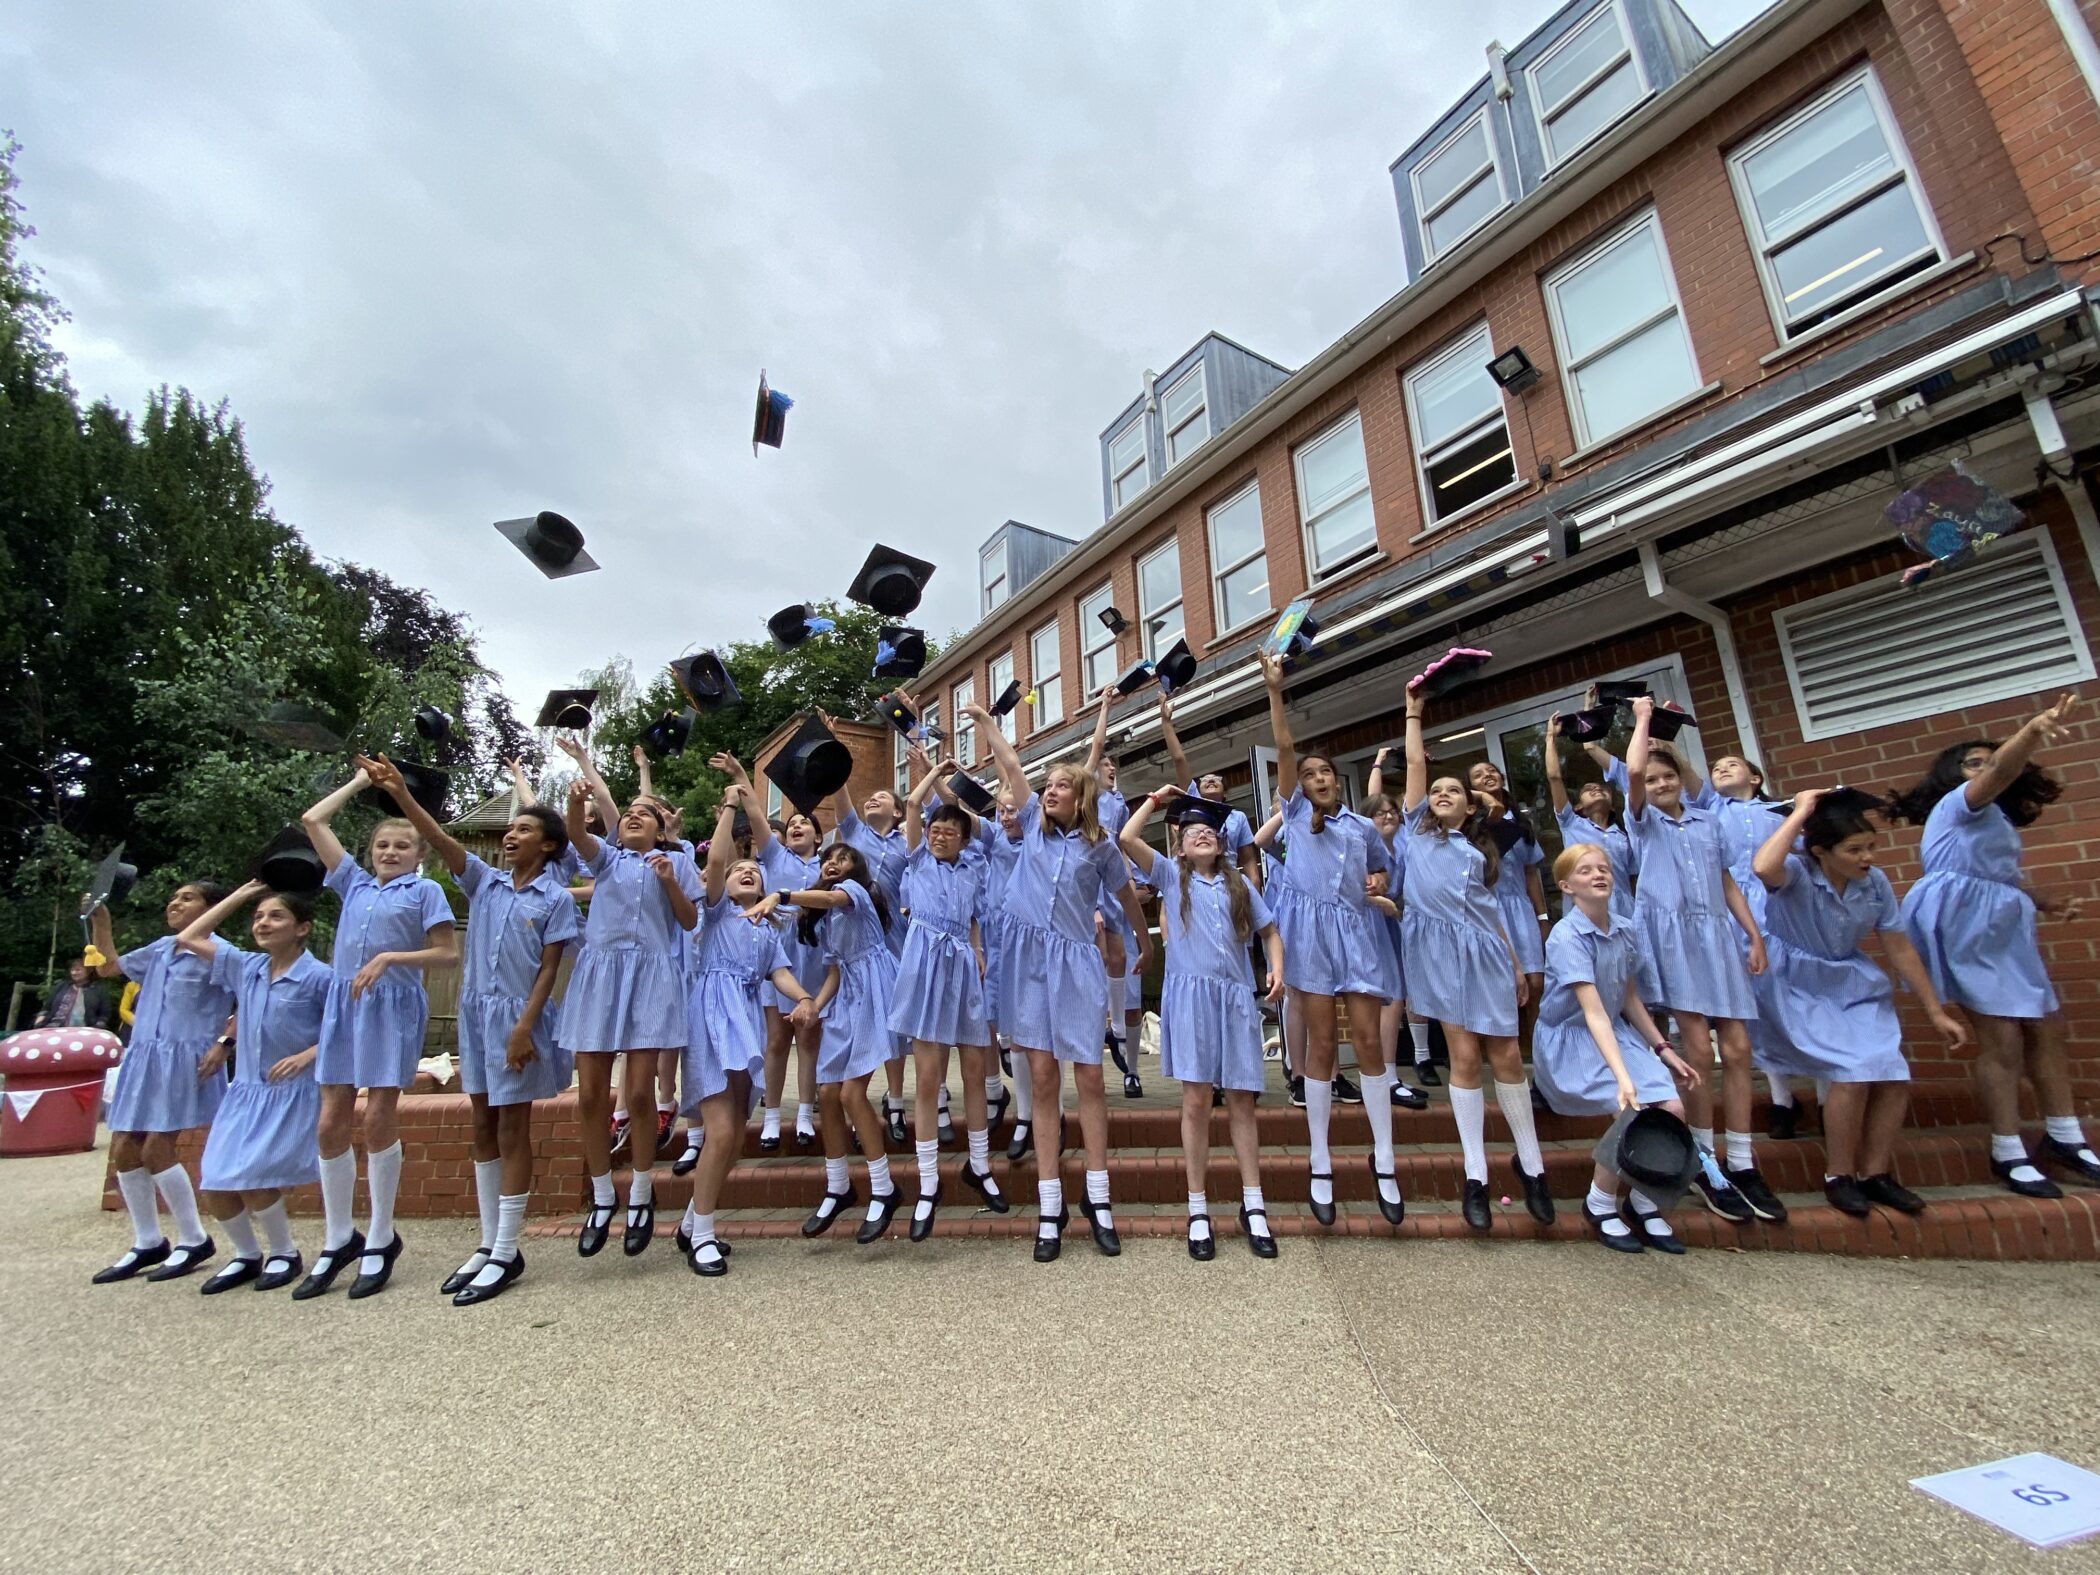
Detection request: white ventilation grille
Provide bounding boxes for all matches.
[1774,533,2095,741]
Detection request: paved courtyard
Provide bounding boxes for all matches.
[5,1146,2099,1573]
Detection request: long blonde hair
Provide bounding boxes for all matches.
[1178,844,1256,943]
[1044,759,1105,843]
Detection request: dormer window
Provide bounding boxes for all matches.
[1109,422,1151,511]
[1412,109,1507,262]
[981,538,1010,615]
[1530,2,1647,167]
[1162,366,1210,468]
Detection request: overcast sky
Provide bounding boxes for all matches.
[6,0,1769,715]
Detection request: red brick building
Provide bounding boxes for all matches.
[906,0,2100,1105]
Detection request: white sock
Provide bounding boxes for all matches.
[689,1209,716,1247]
[115,1168,163,1251]
[1450,1083,1489,1184]
[1723,1130,1754,1171]
[761,1106,782,1140]
[1494,1079,1546,1176]
[883,1095,902,1118]
[589,1172,616,1209]
[1086,1167,1113,1229]
[494,1194,525,1262]
[150,1164,206,1246]
[967,1127,990,1171]
[795,1102,816,1134]
[365,1141,403,1250]
[916,1138,939,1193]
[657,1098,676,1116]
[222,1208,260,1259]
[867,1153,894,1200]
[319,1149,357,1250]
[1013,1068,1034,1120]
[628,1168,655,1207]
[1627,1186,1672,1235]
[612,1100,628,1123]
[681,1126,703,1156]
[1586,1181,1631,1237]
[1304,1074,1335,1207]
[1242,1185,1272,1237]
[1037,1177,1063,1239]
[1363,1069,1397,1168]
[2045,1115,2091,1149]
[255,1199,296,1257]
[985,1074,1003,1103]
[1992,1132,2047,1183]
[1767,1073,1795,1109]
[937,1086,951,1119]
[1689,1125,1715,1154]
[472,1158,502,1252]
[1187,1192,1211,1241]
[825,1156,849,1193]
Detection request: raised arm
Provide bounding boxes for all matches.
[902,756,944,851]
[703,791,742,906]
[86,906,122,979]
[300,769,369,871]
[1365,744,1395,804]
[1544,717,1571,816]
[1259,652,1295,793]
[632,743,655,803]
[968,700,1029,809]
[175,879,267,960]
[1252,806,1285,850]
[1403,685,1429,813]
[1158,696,1191,787]
[1118,785,1177,878]
[564,779,600,864]
[1084,682,1116,779]
[358,753,467,877]
[1754,790,1818,891]
[506,758,536,808]
[1625,697,1653,819]
[1968,693,2078,810]
[553,734,620,838]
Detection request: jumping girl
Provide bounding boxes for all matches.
[1258,652,1406,1229]
[1465,758,1548,1050]
[972,698,1150,1262]
[1120,787,1286,1260]
[298,767,457,1300]
[1751,788,1966,1217]
[1533,845,1702,1253]
[1543,718,1656,1008]
[980,802,1032,1161]
[1361,749,1435,1112]
[1893,694,2098,1196]
[173,881,331,1294]
[553,735,699,1260]
[1159,695,1264,884]
[819,730,912,1146]
[1402,683,1548,1230]
[1085,688,1143,1095]
[728,758,824,1157]
[88,881,236,1284]
[362,754,576,1306]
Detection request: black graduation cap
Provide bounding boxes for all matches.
[361,759,449,819]
[1617,1107,1697,1190]
[1408,646,1493,698]
[1114,658,1157,696]
[877,691,920,737]
[413,705,451,744]
[1481,813,1531,855]
[255,825,326,894]
[81,844,138,918]
[494,510,599,579]
[753,370,793,452]
[847,544,936,618]
[767,605,835,651]
[249,700,347,753]
[536,689,599,731]
[990,679,1023,717]
[642,708,695,760]
[1595,678,1651,708]
[1645,704,1698,742]
[669,652,741,712]
[768,714,853,817]
[1154,637,1197,696]
[873,626,927,680]
[1168,795,1234,832]
[1098,606,1130,636]
[947,771,998,818]
[1556,706,1618,743]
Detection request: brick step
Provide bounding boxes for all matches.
[523,1182,2100,1263]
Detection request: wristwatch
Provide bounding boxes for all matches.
[213,1035,234,1049]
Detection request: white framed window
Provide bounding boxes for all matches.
[1079,583,1119,696]
[1411,108,1508,262]
[1030,618,1064,730]
[1544,210,1699,449]
[988,651,1016,743]
[1728,68,1945,338]
[1405,325,1519,525]
[1161,365,1211,469]
[1207,481,1269,636]
[951,679,976,768]
[1775,533,2095,741]
[1109,421,1151,511]
[1138,541,1185,662]
[1530,1,1648,167]
[766,779,783,818]
[981,537,1010,615]
[1294,411,1377,577]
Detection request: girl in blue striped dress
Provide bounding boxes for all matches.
[1361,752,1433,1110]
[1543,717,1658,1006]
[1259,654,1406,1230]
[1466,761,1548,1049]
[891,761,1007,1239]
[980,803,1029,1159]
[86,881,237,1284]
[1893,694,2098,1197]
[553,738,700,1260]
[298,768,458,1301]
[744,778,825,1156]
[1120,787,1285,1260]
[172,881,332,1295]
[971,698,1150,1263]
[1401,684,1548,1231]
[821,737,912,1144]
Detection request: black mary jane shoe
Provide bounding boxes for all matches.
[1824,1174,1871,1218]
[2042,1136,2100,1185]
[673,1221,693,1260]
[759,1129,782,1154]
[1585,1202,1643,1254]
[1415,1063,1442,1088]
[200,1257,263,1295]
[255,1252,305,1292]
[622,1190,656,1257]
[292,1229,365,1300]
[792,1123,817,1151]
[145,1237,217,1283]
[1186,1215,1216,1261]
[347,1232,406,1299]
[1390,1080,1429,1111]
[454,1251,525,1305]
[1461,1179,1492,1233]
[1623,1201,1685,1255]
[1032,1206,1070,1264]
[986,1088,1012,1134]
[1370,1162,1406,1227]
[801,1186,859,1238]
[884,1106,909,1148]
[1992,1158,2064,1199]
[1239,1205,1279,1259]
[94,1239,172,1284]
[687,1238,728,1279]
[857,1187,905,1245]
[1005,1119,1033,1165]
[1513,1157,1556,1226]
[672,1141,701,1177]
[1079,1197,1122,1257]
[577,1202,616,1258]
[1308,1170,1337,1228]
[909,1183,943,1243]
[441,1252,490,1297]
[958,1160,1011,1214]
[1123,1073,1143,1099]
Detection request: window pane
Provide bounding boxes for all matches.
[1425,421,1517,518]
[1209,486,1264,568]
[1114,468,1150,509]
[985,575,1008,610]
[1035,675,1063,727]
[1425,171,1503,256]
[1140,547,1181,615]
[1084,646,1116,694]
[1218,555,1271,631]
[1109,424,1145,473]
[1310,488,1377,573]
[1741,85,1894,242]
[1145,602,1185,660]
[1081,588,1113,641]
[1534,7,1626,113]
[1411,336,1500,451]
[1298,416,1367,515]
[1417,118,1491,213]
[1162,369,1205,430]
[1568,314,1697,441]
[1544,58,1642,161]
[989,655,1015,738]
[1769,180,1933,325]
[1167,411,1209,467]
[1554,223,1670,364]
[1031,623,1060,677]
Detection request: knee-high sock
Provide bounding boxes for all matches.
[318,1148,357,1250]
[494,1194,526,1262]
[472,1157,502,1252]
[151,1164,206,1246]
[365,1140,404,1249]
[115,1168,162,1250]
[1012,1065,1034,1121]
[1450,1084,1489,1184]
[222,1208,260,1259]
[255,1199,296,1257]
[1494,1079,1545,1175]
[916,1138,939,1193]
[1362,1070,1396,1169]
[1304,1074,1334,1206]
[1766,1071,1794,1109]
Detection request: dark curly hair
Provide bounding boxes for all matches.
[798,847,892,948]
[1889,740,2062,829]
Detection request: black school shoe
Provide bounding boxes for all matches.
[687,1238,728,1279]
[1585,1201,1642,1254]
[145,1237,217,1282]
[1622,1200,1685,1255]
[937,1108,957,1147]
[1461,1179,1492,1233]
[255,1252,304,1292]
[1370,1160,1405,1226]
[200,1256,263,1295]
[1512,1157,1555,1225]
[884,1105,908,1148]
[347,1232,406,1299]
[1005,1120,1033,1164]
[1239,1205,1279,1259]
[1186,1215,1215,1261]
[2041,1136,2100,1185]
[1078,1196,1121,1257]
[1123,1073,1143,1099]
[94,1239,172,1284]
[909,1183,942,1243]
[578,1202,616,1257]
[1823,1175,1870,1218]
[1390,1079,1428,1111]
[672,1137,702,1176]
[1308,1170,1336,1228]
[1033,1206,1069,1263]
[1766,1102,1800,1141]
[856,1187,905,1245]
[1415,1063,1442,1088]
[1861,1172,1927,1214]
[958,1160,1010,1213]
[986,1088,1012,1133]
[442,1251,489,1297]
[454,1251,525,1305]
[622,1188,656,1256]
[1724,1166,1788,1223]
[292,1229,365,1300]
[1992,1158,2063,1199]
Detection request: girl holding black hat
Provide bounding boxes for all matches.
[1751,789,1965,1217]
[978,801,1030,1158]
[1463,759,1549,1052]
[1543,719,1653,1003]
[818,723,913,1145]
[297,768,458,1301]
